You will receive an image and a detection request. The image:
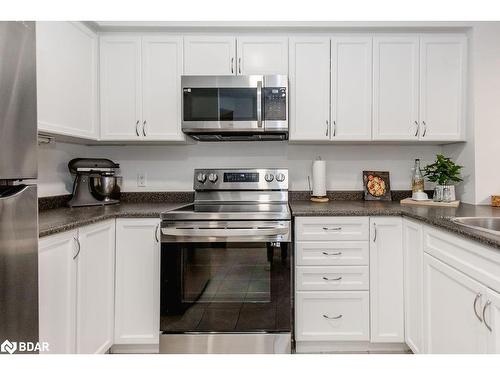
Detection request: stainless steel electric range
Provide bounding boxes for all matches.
[159,168,292,354]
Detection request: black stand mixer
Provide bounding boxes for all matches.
[67,158,121,207]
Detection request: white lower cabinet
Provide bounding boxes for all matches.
[403,218,424,353]
[114,219,160,351]
[76,220,115,354]
[38,230,78,354]
[369,217,404,343]
[296,291,369,341]
[485,288,500,353]
[38,220,115,354]
[423,253,488,353]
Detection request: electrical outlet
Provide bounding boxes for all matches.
[137,172,147,187]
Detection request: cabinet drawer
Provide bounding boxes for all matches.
[295,217,369,241]
[296,241,369,266]
[295,291,369,341]
[296,266,369,291]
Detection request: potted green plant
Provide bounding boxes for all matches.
[423,154,463,202]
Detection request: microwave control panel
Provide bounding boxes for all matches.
[263,87,287,121]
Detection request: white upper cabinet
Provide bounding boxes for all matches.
[423,253,488,354]
[184,36,236,75]
[419,35,466,141]
[331,36,372,140]
[36,22,98,139]
[373,36,419,140]
[142,36,184,141]
[76,221,115,354]
[236,37,288,75]
[370,217,405,343]
[100,36,142,140]
[38,230,78,354]
[289,37,331,141]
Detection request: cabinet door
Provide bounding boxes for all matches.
[38,231,78,354]
[115,219,160,346]
[76,221,115,354]
[373,36,419,140]
[423,253,488,353]
[403,219,424,353]
[370,217,404,343]
[184,36,236,75]
[289,37,331,141]
[331,36,372,140]
[419,35,466,141]
[100,36,142,140]
[36,22,98,139]
[485,288,500,353]
[142,36,184,141]
[236,36,288,75]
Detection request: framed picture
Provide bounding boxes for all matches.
[363,171,391,201]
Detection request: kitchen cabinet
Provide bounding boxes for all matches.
[100,36,142,140]
[289,37,331,141]
[369,217,404,343]
[423,253,488,353]
[236,37,288,75]
[100,35,184,141]
[403,219,424,353]
[331,36,372,141]
[114,219,160,349]
[36,21,98,139]
[142,36,184,141]
[184,36,236,75]
[372,36,419,140]
[76,220,115,354]
[419,35,466,141]
[38,230,78,354]
[485,288,500,353]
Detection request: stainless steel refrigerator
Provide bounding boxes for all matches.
[0,21,39,347]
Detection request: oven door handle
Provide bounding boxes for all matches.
[161,226,288,238]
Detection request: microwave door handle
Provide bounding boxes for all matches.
[257,80,263,128]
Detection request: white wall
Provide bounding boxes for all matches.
[37,142,442,196]
[36,141,89,197]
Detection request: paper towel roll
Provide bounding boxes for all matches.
[312,160,326,197]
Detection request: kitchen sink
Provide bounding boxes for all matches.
[452,217,500,235]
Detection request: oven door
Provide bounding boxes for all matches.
[182,75,263,132]
[160,221,291,335]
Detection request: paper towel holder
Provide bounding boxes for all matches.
[308,175,329,203]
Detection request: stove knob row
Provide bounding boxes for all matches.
[276,173,286,182]
[196,173,207,183]
[208,173,218,183]
[264,173,274,182]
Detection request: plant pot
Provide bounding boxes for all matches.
[433,185,456,202]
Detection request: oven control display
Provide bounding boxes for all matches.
[223,172,259,183]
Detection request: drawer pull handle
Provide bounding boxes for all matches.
[322,251,342,256]
[483,300,492,332]
[323,314,343,320]
[323,227,342,231]
[322,276,342,281]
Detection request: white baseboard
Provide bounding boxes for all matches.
[110,344,159,354]
[295,341,411,354]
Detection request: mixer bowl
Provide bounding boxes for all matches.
[90,175,116,200]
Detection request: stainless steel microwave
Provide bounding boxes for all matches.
[181,75,288,141]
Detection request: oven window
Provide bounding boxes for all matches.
[183,88,219,121]
[219,88,257,121]
[160,241,291,333]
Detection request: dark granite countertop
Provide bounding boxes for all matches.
[290,200,500,250]
[38,202,189,238]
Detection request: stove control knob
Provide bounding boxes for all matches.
[264,173,274,182]
[196,173,207,183]
[276,173,286,182]
[208,173,218,183]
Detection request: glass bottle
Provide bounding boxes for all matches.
[412,159,425,193]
